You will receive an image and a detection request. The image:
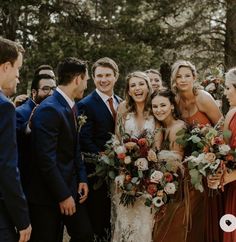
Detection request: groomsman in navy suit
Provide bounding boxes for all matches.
[16,73,56,194]
[28,57,93,242]
[77,57,122,240]
[0,37,31,242]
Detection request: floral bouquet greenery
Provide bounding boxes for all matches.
[176,120,233,192]
[85,131,183,211]
[201,66,224,103]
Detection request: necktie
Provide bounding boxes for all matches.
[72,104,78,128]
[107,97,117,120]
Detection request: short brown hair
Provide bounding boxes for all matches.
[0,37,24,66]
[91,57,119,79]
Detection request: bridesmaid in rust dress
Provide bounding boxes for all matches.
[222,68,236,242]
[151,89,187,242]
[171,60,223,242]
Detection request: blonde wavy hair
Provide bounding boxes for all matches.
[225,67,236,87]
[171,60,200,95]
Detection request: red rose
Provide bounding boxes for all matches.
[147,183,157,197]
[164,172,173,182]
[117,153,126,160]
[138,138,147,146]
[214,136,224,145]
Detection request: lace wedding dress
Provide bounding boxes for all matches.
[111,113,156,242]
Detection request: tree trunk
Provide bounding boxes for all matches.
[225,0,236,68]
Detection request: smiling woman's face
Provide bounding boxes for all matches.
[152,95,173,122]
[128,76,149,103]
[175,67,195,92]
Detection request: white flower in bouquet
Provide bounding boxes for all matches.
[124,156,132,164]
[205,82,216,92]
[147,149,158,162]
[158,150,184,174]
[209,158,221,171]
[218,144,231,155]
[124,142,137,150]
[204,152,216,163]
[152,196,164,207]
[113,137,121,147]
[150,170,164,183]
[164,183,176,194]
[115,174,125,187]
[134,158,149,171]
[185,153,208,165]
[191,127,201,134]
[114,145,126,154]
[158,150,182,163]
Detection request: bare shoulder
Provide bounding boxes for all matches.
[196,89,220,112]
[196,89,214,103]
[170,120,186,136]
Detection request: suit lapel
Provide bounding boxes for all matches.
[92,91,114,120]
[53,91,77,132]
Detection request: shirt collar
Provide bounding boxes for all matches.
[95,88,114,103]
[56,87,75,108]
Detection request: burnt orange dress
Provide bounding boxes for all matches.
[153,135,188,242]
[186,111,224,242]
[224,112,236,242]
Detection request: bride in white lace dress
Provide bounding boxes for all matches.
[111,71,161,242]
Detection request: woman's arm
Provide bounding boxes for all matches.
[197,90,223,125]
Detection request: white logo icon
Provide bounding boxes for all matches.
[220,214,236,232]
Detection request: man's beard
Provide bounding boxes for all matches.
[34,94,49,104]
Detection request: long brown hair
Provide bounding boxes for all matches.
[124,71,152,115]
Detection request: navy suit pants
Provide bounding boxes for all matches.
[29,200,93,242]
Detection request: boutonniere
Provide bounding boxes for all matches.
[77,114,87,132]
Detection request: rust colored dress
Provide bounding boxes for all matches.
[224,112,236,242]
[187,111,224,242]
[153,120,206,242]
[153,135,190,242]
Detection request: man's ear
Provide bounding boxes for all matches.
[31,89,37,99]
[75,75,82,85]
[2,61,11,72]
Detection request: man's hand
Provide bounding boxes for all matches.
[59,196,76,216]
[14,94,28,107]
[78,182,89,204]
[18,224,32,242]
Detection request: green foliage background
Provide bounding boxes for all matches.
[1,0,235,98]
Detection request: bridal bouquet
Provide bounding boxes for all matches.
[177,120,233,192]
[85,130,183,210]
[144,150,184,211]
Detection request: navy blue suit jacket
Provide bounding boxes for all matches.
[16,98,36,194]
[0,91,30,230]
[77,90,122,155]
[28,90,87,205]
